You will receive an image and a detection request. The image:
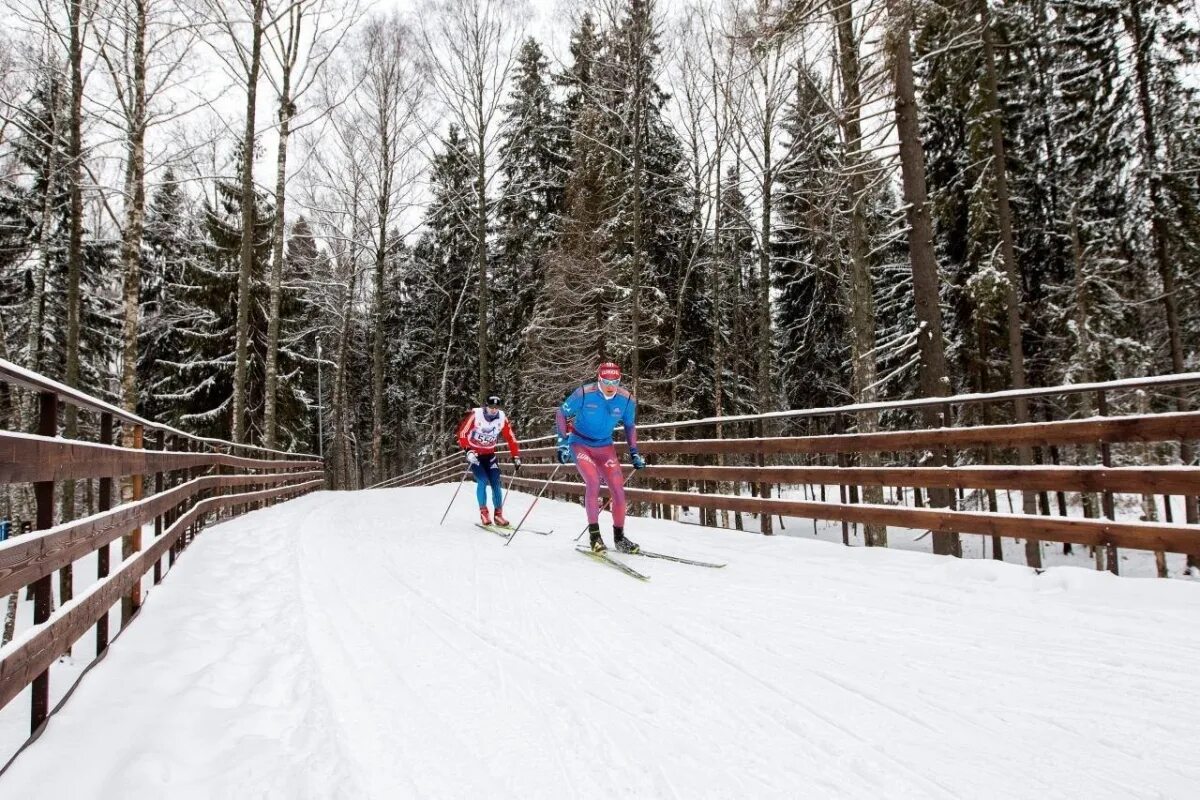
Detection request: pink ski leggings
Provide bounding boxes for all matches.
[571,443,626,526]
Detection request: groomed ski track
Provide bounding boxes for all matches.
[4,486,1199,799]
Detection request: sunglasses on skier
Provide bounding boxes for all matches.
[598,377,620,390]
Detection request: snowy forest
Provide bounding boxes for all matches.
[0,0,1197,491]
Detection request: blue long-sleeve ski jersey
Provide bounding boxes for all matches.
[555,383,639,450]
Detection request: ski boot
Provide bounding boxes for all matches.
[588,523,606,553]
[613,526,640,554]
[493,509,510,527]
[479,507,492,526]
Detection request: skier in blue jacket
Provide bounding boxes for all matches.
[555,361,646,553]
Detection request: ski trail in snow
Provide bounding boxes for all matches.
[2,485,1199,799]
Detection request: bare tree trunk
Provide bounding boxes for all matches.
[64,0,84,402]
[753,46,778,536]
[232,0,266,444]
[1,318,17,641]
[372,186,388,482]
[833,0,885,547]
[59,0,88,610]
[119,0,148,442]
[1069,207,1102,565]
[1125,0,1198,567]
[1133,391,1168,576]
[977,0,1039,567]
[334,256,356,490]
[264,87,294,450]
[370,62,396,483]
[630,70,645,389]
[476,98,490,397]
[887,0,958,556]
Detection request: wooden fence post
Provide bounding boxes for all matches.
[153,429,165,585]
[166,435,177,568]
[942,402,962,558]
[31,390,57,733]
[97,412,113,655]
[122,424,144,626]
[834,415,850,545]
[758,418,772,535]
[1097,390,1118,575]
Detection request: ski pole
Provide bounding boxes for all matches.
[574,468,638,541]
[504,464,563,546]
[439,465,473,526]
[499,462,519,511]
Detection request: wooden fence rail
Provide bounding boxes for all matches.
[515,463,1200,496]
[513,412,1200,459]
[505,478,1200,556]
[0,433,321,483]
[0,359,325,740]
[0,471,324,599]
[383,372,1198,576]
[0,479,322,712]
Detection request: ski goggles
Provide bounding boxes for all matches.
[598,377,620,388]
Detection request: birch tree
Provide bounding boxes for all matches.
[422,0,528,398]
[260,0,356,449]
[347,12,424,482]
[203,0,269,444]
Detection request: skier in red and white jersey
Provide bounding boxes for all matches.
[456,395,522,527]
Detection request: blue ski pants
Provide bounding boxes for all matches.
[470,453,504,510]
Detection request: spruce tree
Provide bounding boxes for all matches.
[494,37,565,427]
[160,143,292,444]
[400,126,479,453]
[1,69,116,396]
[601,0,688,409]
[774,72,849,411]
[138,170,195,424]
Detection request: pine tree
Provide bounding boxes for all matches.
[398,126,480,454]
[715,166,759,416]
[522,14,618,419]
[774,71,849,411]
[598,0,688,409]
[138,170,195,424]
[493,37,565,427]
[0,71,69,375]
[0,69,116,397]
[1049,0,1144,386]
[158,142,305,444]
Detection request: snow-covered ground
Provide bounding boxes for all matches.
[2,485,1199,798]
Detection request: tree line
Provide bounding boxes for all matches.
[1,0,1196,516]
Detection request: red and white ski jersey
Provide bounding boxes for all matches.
[456,408,521,456]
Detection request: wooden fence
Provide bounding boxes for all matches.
[0,359,323,740]
[390,373,1200,569]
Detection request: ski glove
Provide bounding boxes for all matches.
[466,450,479,467]
[556,445,573,465]
[630,452,646,470]
[512,456,523,472]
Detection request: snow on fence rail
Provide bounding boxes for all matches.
[0,361,324,747]
[390,372,1200,569]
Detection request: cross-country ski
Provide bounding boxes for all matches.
[629,549,726,569]
[574,546,650,581]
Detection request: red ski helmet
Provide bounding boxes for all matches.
[597,361,622,384]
